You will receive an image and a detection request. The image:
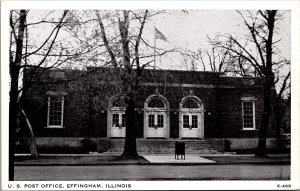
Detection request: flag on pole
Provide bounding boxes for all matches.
[155,27,168,41]
[153,26,168,69]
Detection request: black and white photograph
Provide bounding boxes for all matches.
[1,0,299,190]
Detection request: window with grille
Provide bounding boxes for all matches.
[112,98,124,107]
[242,100,255,130]
[157,115,164,128]
[112,114,119,127]
[47,96,64,128]
[148,114,155,127]
[192,115,198,128]
[183,115,189,128]
[148,98,165,108]
[182,98,199,108]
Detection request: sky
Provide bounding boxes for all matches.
[24,9,291,72]
[145,10,291,70]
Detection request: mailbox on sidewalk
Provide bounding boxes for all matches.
[175,141,185,160]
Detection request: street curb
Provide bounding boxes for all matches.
[15,154,291,157]
[14,161,291,166]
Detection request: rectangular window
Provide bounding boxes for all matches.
[47,96,64,128]
[242,100,255,130]
[112,114,119,127]
[183,115,189,128]
[121,114,126,127]
[148,114,155,127]
[192,115,198,128]
[157,115,164,128]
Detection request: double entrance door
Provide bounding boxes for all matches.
[111,112,126,137]
[180,112,201,138]
[146,112,166,138]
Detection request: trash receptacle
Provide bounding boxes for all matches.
[175,141,185,160]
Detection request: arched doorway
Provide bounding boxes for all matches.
[107,97,126,138]
[179,95,204,138]
[144,94,170,138]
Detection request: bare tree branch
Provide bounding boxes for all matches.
[134,10,148,69]
[10,11,18,42]
[277,71,290,99]
[95,10,118,67]
[23,11,68,59]
[35,10,69,67]
[237,11,266,67]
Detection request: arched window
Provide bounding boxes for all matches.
[179,95,204,138]
[108,97,126,138]
[182,98,200,109]
[148,98,165,109]
[111,97,124,107]
[144,94,169,138]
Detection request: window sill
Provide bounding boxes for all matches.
[241,128,257,131]
[44,126,65,129]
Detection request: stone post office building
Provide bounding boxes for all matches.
[18,67,279,154]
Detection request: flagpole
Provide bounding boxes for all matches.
[154,25,168,70]
[154,25,156,70]
[153,24,156,70]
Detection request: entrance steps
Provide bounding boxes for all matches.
[99,139,222,154]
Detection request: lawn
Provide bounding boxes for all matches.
[15,155,150,165]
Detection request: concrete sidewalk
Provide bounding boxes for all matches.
[14,153,290,166]
[144,155,216,163]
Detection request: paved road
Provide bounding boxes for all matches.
[15,164,290,180]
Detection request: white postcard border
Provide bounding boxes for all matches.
[1,0,299,190]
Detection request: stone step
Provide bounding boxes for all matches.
[108,143,214,147]
[99,139,222,154]
[104,150,219,154]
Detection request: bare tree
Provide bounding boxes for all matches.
[9,10,70,180]
[94,10,174,158]
[183,47,233,73]
[210,10,290,157]
[95,10,147,158]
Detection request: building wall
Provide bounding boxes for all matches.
[218,87,260,138]
[19,69,275,139]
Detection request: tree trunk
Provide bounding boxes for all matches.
[9,10,27,180]
[273,100,282,137]
[121,93,139,158]
[119,11,139,159]
[255,10,276,157]
[9,85,18,180]
[20,109,38,159]
[256,75,273,157]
